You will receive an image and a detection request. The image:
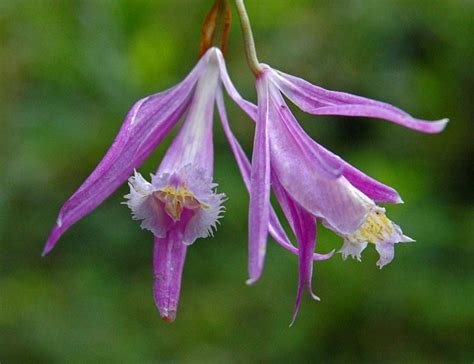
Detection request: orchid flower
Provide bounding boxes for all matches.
[42,0,448,325]
[123,53,226,322]
[43,46,323,321]
[234,0,448,323]
[250,65,447,323]
[249,65,448,275]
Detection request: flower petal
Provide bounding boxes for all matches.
[375,242,395,269]
[215,48,258,120]
[182,171,226,245]
[274,70,448,134]
[158,52,220,178]
[216,88,331,261]
[267,80,374,235]
[124,171,168,237]
[216,89,286,243]
[272,177,319,326]
[43,51,210,255]
[339,240,368,261]
[266,69,345,180]
[247,75,272,285]
[338,208,415,267]
[236,68,401,204]
[153,227,188,322]
[305,137,402,204]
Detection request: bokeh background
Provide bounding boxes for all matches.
[1,0,473,362]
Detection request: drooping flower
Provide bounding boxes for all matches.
[231,0,447,321]
[123,57,226,321]
[43,47,323,321]
[243,64,447,321]
[43,48,220,321]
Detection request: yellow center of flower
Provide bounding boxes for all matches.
[347,210,394,244]
[154,185,208,221]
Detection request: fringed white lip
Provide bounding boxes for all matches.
[124,168,226,245]
[338,207,415,268]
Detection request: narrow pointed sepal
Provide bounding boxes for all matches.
[43,53,211,254]
[274,70,449,134]
[290,213,317,327]
[307,141,403,204]
[272,177,320,326]
[247,75,272,285]
[216,88,326,260]
[153,229,188,323]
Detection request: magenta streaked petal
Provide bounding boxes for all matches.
[215,48,258,120]
[247,75,271,285]
[217,89,330,261]
[339,160,402,204]
[307,139,402,204]
[267,80,373,235]
[274,70,448,134]
[272,178,323,295]
[216,89,289,247]
[308,105,448,134]
[291,217,316,327]
[43,52,210,255]
[152,53,225,246]
[240,69,400,204]
[250,72,401,204]
[153,227,188,322]
[267,69,344,180]
[272,177,319,326]
[158,52,220,178]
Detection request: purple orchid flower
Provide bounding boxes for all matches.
[123,55,226,322]
[43,47,326,321]
[245,64,448,322]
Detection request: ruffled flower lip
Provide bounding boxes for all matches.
[124,167,226,246]
[338,207,415,268]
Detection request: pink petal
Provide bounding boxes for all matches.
[231,68,401,204]
[215,49,258,120]
[274,70,448,134]
[272,177,319,326]
[43,52,209,255]
[267,82,372,235]
[216,88,289,247]
[158,53,220,178]
[217,88,330,260]
[303,136,402,204]
[153,227,188,322]
[246,75,272,285]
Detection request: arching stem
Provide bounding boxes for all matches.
[234,0,263,76]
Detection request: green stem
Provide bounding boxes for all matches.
[234,0,263,76]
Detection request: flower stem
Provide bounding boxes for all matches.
[234,0,263,76]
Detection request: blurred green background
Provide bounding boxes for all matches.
[1,0,473,362]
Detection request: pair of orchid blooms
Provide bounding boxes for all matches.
[43,0,447,324]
